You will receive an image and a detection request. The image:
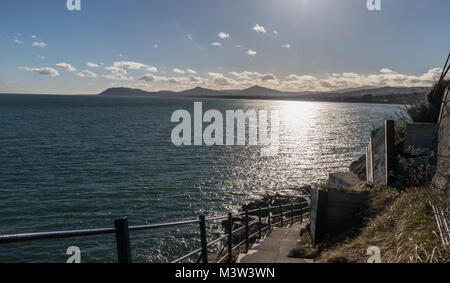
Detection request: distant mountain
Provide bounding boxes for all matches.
[99,87,156,96]
[180,87,225,97]
[98,85,429,104]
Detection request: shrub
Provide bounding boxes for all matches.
[407,102,440,123]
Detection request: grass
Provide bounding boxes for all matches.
[317,187,449,263]
[288,183,399,261]
[288,224,319,259]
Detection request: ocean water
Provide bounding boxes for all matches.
[0,94,405,262]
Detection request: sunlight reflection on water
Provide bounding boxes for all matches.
[0,94,405,262]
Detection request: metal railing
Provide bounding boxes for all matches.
[0,201,311,263]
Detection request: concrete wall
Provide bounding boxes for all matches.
[365,120,395,185]
[324,191,367,232]
[310,187,368,245]
[404,123,437,151]
[328,172,362,187]
[371,126,386,184]
[309,187,327,246]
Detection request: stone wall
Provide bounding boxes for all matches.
[432,87,450,195]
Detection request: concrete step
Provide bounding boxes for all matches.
[237,223,313,263]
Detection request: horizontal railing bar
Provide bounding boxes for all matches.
[232,225,246,234]
[129,219,200,231]
[171,247,203,263]
[0,227,116,244]
[232,239,247,251]
[216,253,228,263]
[246,206,269,214]
[272,220,282,226]
[261,225,270,233]
[205,215,229,221]
[231,220,259,235]
[248,230,260,240]
[206,234,228,247]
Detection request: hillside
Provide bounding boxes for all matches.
[98,85,428,104]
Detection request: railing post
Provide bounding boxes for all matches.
[280,204,283,227]
[227,212,233,262]
[291,203,294,225]
[300,204,303,223]
[245,209,249,253]
[258,206,262,240]
[267,205,271,232]
[115,217,132,263]
[199,215,208,263]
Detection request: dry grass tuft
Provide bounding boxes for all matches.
[317,187,449,263]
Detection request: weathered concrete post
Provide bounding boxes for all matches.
[309,187,328,246]
[385,120,396,186]
[366,139,373,182]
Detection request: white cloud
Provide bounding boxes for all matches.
[32,41,47,48]
[273,30,278,35]
[235,44,242,48]
[103,66,133,80]
[189,76,200,82]
[380,68,394,73]
[252,24,266,33]
[154,44,158,48]
[282,44,291,49]
[260,74,277,82]
[187,69,197,74]
[173,68,185,74]
[247,49,257,56]
[12,37,24,44]
[77,70,97,78]
[187,34,193,41]
[280,68,443,91]
[206,72,223,78]
[54,62,77,72]
[109,61,158,73]
[31,35,37,39]
[138,73,192,85]
[211,42,222,47]
[146,66,158,73]
[140,67,446,92]
[139,74,156,82]
[214,77,230,86]
[19,66,59,77]
[218,32,230,39]
[113,61,146,70]
[86,62,100,68]
[103,73,133,81]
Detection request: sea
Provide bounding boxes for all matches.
[0,93,406,262]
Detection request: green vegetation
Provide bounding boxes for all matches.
[407,103,440,123]
[407,79,449,123]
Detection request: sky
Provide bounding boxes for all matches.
[0,0,449,94]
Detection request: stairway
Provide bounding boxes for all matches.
[237,223,313,263]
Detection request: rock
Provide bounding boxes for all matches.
[349,154,366,181]
[396,147,437,188]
